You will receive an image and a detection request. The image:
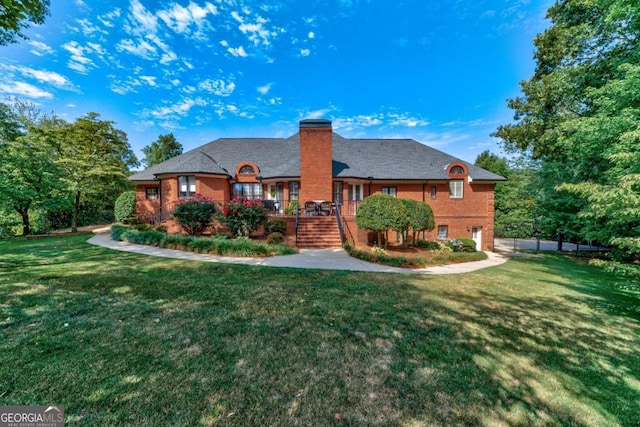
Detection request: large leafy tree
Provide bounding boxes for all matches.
[53,113,138,232]
[494,0,640,274]
[141,133,183,168]
[0,100,62,235]
[0,0,50,45]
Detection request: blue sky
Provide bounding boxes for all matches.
[0,0,552,166]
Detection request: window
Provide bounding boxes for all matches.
[430,186,437,199]
[146,187,159,200]
[178,175,196,198]
[449,165,465,175]
[382,186,397,197]
[449,180,463,198]
[437,225,448,240]
[348,184,363,201]
[232,183,263,200]
[289,181,299,200]
[333,182,343,205]
[239,164,255,174]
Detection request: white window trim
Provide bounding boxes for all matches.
[449,180,463,199]
[437,225,448,240]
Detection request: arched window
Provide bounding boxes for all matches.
[239,164,255,174]
[449,165,465,175]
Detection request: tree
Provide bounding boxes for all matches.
[399,198,435,246]
[53,113,138,232]
[493,0,640,273]
[0,100,62,235]
[0,0,50,45]
[141,133,183,168]
[474,151,538,239]
[355,194,408,249]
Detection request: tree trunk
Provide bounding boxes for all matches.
[72,190,81,232]
[17,207,30,235]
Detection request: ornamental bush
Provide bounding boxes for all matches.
[265,218,287,235]
[355,194,408,248]
[114,191,137,224]
[172,194,218,236]
[267,232,284,245]
[218,198,269,237]
[447,237,477,252]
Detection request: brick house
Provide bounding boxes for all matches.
[130,119,505,250]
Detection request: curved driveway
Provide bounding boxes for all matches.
[88,232,507,275]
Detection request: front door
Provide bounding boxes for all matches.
[472,227,482,251]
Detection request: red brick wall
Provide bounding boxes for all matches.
[300,125,333,202]
[135,185,160,220]
[343,180,497,251]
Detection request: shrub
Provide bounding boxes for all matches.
[267,232,283,245]
[172,194,218,236]
[111,224,295,257]
[114,191,137,224]
[218,198,268,237]
[284,200,299,215]
[415,240,443,251]
[265,218,287,234]
[448,237,476,252]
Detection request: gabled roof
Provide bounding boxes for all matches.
[129,132,506,182]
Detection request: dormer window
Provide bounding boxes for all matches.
[239,165,255,174]
[449,165,465,175]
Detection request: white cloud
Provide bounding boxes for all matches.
[303,108,331,119]
[257,82,273,95]
[62,41,97,74]
[98,8,121,28]
[231,9,282,49]
[387,113,429,127]
[27,40,53,56]
[110,77,142,95]
[139,76,157,86]
[0,81,53,99]
[300,48,310,56]
[129,0,158,34]
[308,31,315,39]
[198,78,236,96]
[74,18,107,36]
[148,97,208,119]
[228,46,248,57]
[160,51,178,64]
[157,1,218,39]
[116,38,156,60]
[220,40,229,47]
[4,65,74,89]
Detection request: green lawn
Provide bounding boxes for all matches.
[1,236,638,426]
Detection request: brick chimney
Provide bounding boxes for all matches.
[299,119,333,203]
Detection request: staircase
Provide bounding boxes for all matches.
[296,216,343,249]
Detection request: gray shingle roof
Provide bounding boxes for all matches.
[129,132,506,182]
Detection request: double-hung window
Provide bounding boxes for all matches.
[449,180,463,199]
[146,187,159,200]
[178,175,196,198]
[381,186,397,197]
[437,225,448,240]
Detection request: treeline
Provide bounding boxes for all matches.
[489,0,640,277]
[0,99,138,236]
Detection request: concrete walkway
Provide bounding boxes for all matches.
[88,232,508,275]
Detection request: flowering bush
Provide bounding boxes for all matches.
[172,194,218,236]
[218,198,269,237]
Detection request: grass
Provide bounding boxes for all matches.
[1,235,639,426]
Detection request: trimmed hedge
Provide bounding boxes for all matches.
[111,224,296,257]
[114,191,137,224]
